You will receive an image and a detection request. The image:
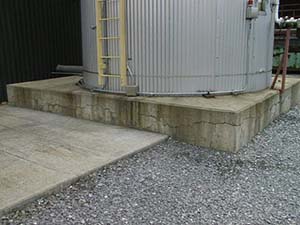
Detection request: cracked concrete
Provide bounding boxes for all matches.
[0,105,167,217]
[7,76,300,152]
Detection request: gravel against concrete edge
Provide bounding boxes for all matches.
[2,107,300,225]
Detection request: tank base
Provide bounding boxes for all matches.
[7,76,300,152]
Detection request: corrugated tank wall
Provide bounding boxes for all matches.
[0,0,82,102]
[82,0,274,95]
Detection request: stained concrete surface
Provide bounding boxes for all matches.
[7,76,300,152]
[0,105,167,216]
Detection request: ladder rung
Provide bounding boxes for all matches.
[99,36,120,40]
[98,0,119,2]
[101,56,120,59]
[100,74,121,78]
[100,17,119,21]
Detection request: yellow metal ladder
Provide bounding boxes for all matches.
[95,0,127,87]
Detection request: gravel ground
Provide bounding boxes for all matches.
[2,107,300,225]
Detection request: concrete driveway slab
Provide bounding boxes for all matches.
[0,105,167,216]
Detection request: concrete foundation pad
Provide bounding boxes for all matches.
[7,76,300,152]
[0,105,167,217]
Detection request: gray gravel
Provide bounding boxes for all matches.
[2,107,300,225]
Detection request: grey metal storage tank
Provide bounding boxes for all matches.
[81,0,276,96]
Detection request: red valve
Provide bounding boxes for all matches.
[248,0,254,6]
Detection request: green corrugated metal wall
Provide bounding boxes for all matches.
[273,49,300,71]
[275,0,300,73]
[273,37,300,73]
[0,0,82,102]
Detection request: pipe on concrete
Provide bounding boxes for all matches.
[79,81,245,97]
[56,65,84,73]
[78,76,260,97]
[137,90,245,97]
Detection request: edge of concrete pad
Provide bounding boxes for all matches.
[8,76,300,115]
[7,76,300,153]
[4,76,272,114]
[0,135,168,218]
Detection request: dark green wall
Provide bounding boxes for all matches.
[0,0,82,102]
[273,30,300,74]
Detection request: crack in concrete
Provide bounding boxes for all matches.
[1,149,61,174]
